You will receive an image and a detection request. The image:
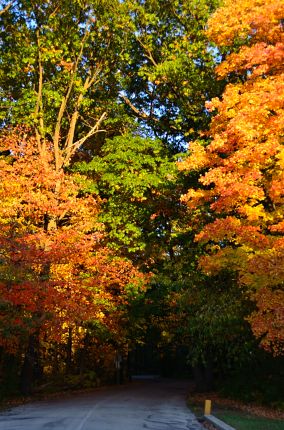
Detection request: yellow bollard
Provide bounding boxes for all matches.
[204,399,212,415]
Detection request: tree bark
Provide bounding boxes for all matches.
[20,332,42,395]
[193,362,214,392]
[66,327,73,373]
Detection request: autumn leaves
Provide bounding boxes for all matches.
[179,0,284,355]
[0,130,147,366]
[0,0,283,397]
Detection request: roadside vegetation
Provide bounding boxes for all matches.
[188,393,284,430]
[0,0,283,410]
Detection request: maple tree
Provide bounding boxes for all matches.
[0,0,215,394]
[1,0,282,402]
[0,1,161,393]
[0,129,148,393]
[179,0,284,355]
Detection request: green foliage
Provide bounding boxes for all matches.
[215,412,284,430]
[219,353,284,406]
[0,0,224,153]
[120,0,224,149]
[150,269,256,369]
[75,134,178,255]
[62,371,99,389]
[1,0,282,407]
[0,0,134,145]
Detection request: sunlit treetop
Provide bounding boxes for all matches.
[207,0,284,47]
[179,0,284,355]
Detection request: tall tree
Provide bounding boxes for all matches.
[0,0,223,156]
[0,129,147,393]
[120,0,222,150]
[0,0,135,169]
[179,0,284,355]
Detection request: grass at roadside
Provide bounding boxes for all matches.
[187,393,284,430]
[215,410,284,430]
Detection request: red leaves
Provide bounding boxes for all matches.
[0,130,148,354]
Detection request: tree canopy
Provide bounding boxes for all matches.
[179,0,284,355]
[0,0,283,402]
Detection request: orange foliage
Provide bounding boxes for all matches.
[179,0,284,354]
[207,0,283,47]
[0,129,147,353]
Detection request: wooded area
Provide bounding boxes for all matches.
[0,0,283,406]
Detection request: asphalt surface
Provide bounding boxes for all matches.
[0,377,203,430]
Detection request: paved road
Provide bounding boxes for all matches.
[0,378,203,430]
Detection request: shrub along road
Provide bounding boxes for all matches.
[0,378,203,430]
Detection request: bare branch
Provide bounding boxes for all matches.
[70,112,107,149]
[63,62,102,160]
[53,25,93,169]
[120,94,159,122]
[63,112,107,166]
[135,36,158,67]
[34,30,47,160]
[121,94,181,132]
[0,2,13,15]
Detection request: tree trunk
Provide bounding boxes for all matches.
[78,332,90,375]
[193,362,214,392]
[20,333,42,395]
[66,327,73,374]
[1,350,20,396]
